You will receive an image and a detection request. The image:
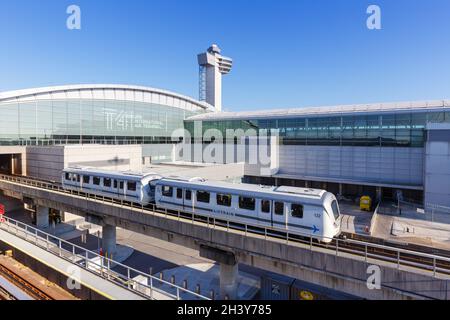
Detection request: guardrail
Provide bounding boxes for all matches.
[0,215,209,300]
[0,138,177,147]
[1,174,450,279]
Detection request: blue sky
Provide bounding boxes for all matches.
[0,0,449,111]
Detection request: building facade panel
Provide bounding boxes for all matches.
[274,145,424,187]
[0,85,211,146]
[424,125,450,207]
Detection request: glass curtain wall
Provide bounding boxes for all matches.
[185,111,450,148]
[0,99,203,145]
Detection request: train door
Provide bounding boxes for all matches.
[181,188,185,211]
[271,200,286,229]
[184,189,193,213]
[114,179,119,196]
[260,199,272,227]
[175,187,184,208]
[117,180,125,198]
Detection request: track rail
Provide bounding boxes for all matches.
[0,284,18,300]
[1,173,450,279]
[0,264,53,300]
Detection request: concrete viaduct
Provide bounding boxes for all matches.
[0,175,449,300]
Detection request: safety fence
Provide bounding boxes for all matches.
[0,215,209,300]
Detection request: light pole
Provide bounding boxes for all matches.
[97,230,101,252]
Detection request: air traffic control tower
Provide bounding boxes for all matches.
[198,44,233,112]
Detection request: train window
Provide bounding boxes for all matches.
[291,204,304,218]
[185,190,192,200]
[331,200,340,220]
[72,174,80,182]
[83,175,90,184]
[93,177,101,185]
[217,194,232,207]
[177,188,183,199]
[128,181,137,192]
[261,200,271,213]
[104,178,112,188]
[65,173,70,180]
[274,202,284,215]
[239,197,255,211]
[119,181,124,190]
[162,186,173,197]
[114,180,118,188]
[197,191,210,203]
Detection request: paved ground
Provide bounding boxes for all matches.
[152,263,260,300]
[339,201,374,235]
[372,213,450,250]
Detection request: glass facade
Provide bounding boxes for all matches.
[185,111,450,147]
[0,98,204,145]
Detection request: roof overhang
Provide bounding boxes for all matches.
[0,84,214,111]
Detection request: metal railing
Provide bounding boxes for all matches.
[0,215,209,300]
[1,174,450,279]
[0,137,178,147]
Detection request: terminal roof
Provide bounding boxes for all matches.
[187,99,450,121]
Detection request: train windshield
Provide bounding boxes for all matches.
[331,200,340,220]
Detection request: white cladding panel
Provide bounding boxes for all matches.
[424,132,450,207]
[245,145,424,187]
[26,145,143,182]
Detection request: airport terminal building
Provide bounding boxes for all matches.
[185,101,450,207]
[0,45,449,209]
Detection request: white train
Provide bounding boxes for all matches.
[61,167,341,242]
[154,176,341,242]
[62,167,161,204]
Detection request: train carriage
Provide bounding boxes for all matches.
[62,167,161,204]
[154,177,341,242]
[61,168,341,243]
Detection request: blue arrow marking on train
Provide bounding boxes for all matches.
[312,225,319,233]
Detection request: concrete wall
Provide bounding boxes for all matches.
[26,146,64,181]
[245,145,424,187]
[180,142,424,189]
[26,145,143,181]
[424,124,450,207]
[142,144,174,163]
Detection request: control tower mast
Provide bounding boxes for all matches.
[197,44,233,112]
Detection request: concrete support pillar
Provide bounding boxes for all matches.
[219,262,238,300]
[339,183,343,195]
[376,187,382,202]
[62,211,79,223]
[36,206,49,228]
[102,224,117,258]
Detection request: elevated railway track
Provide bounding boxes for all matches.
[1,173,450,281]
[0,264,53,300]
